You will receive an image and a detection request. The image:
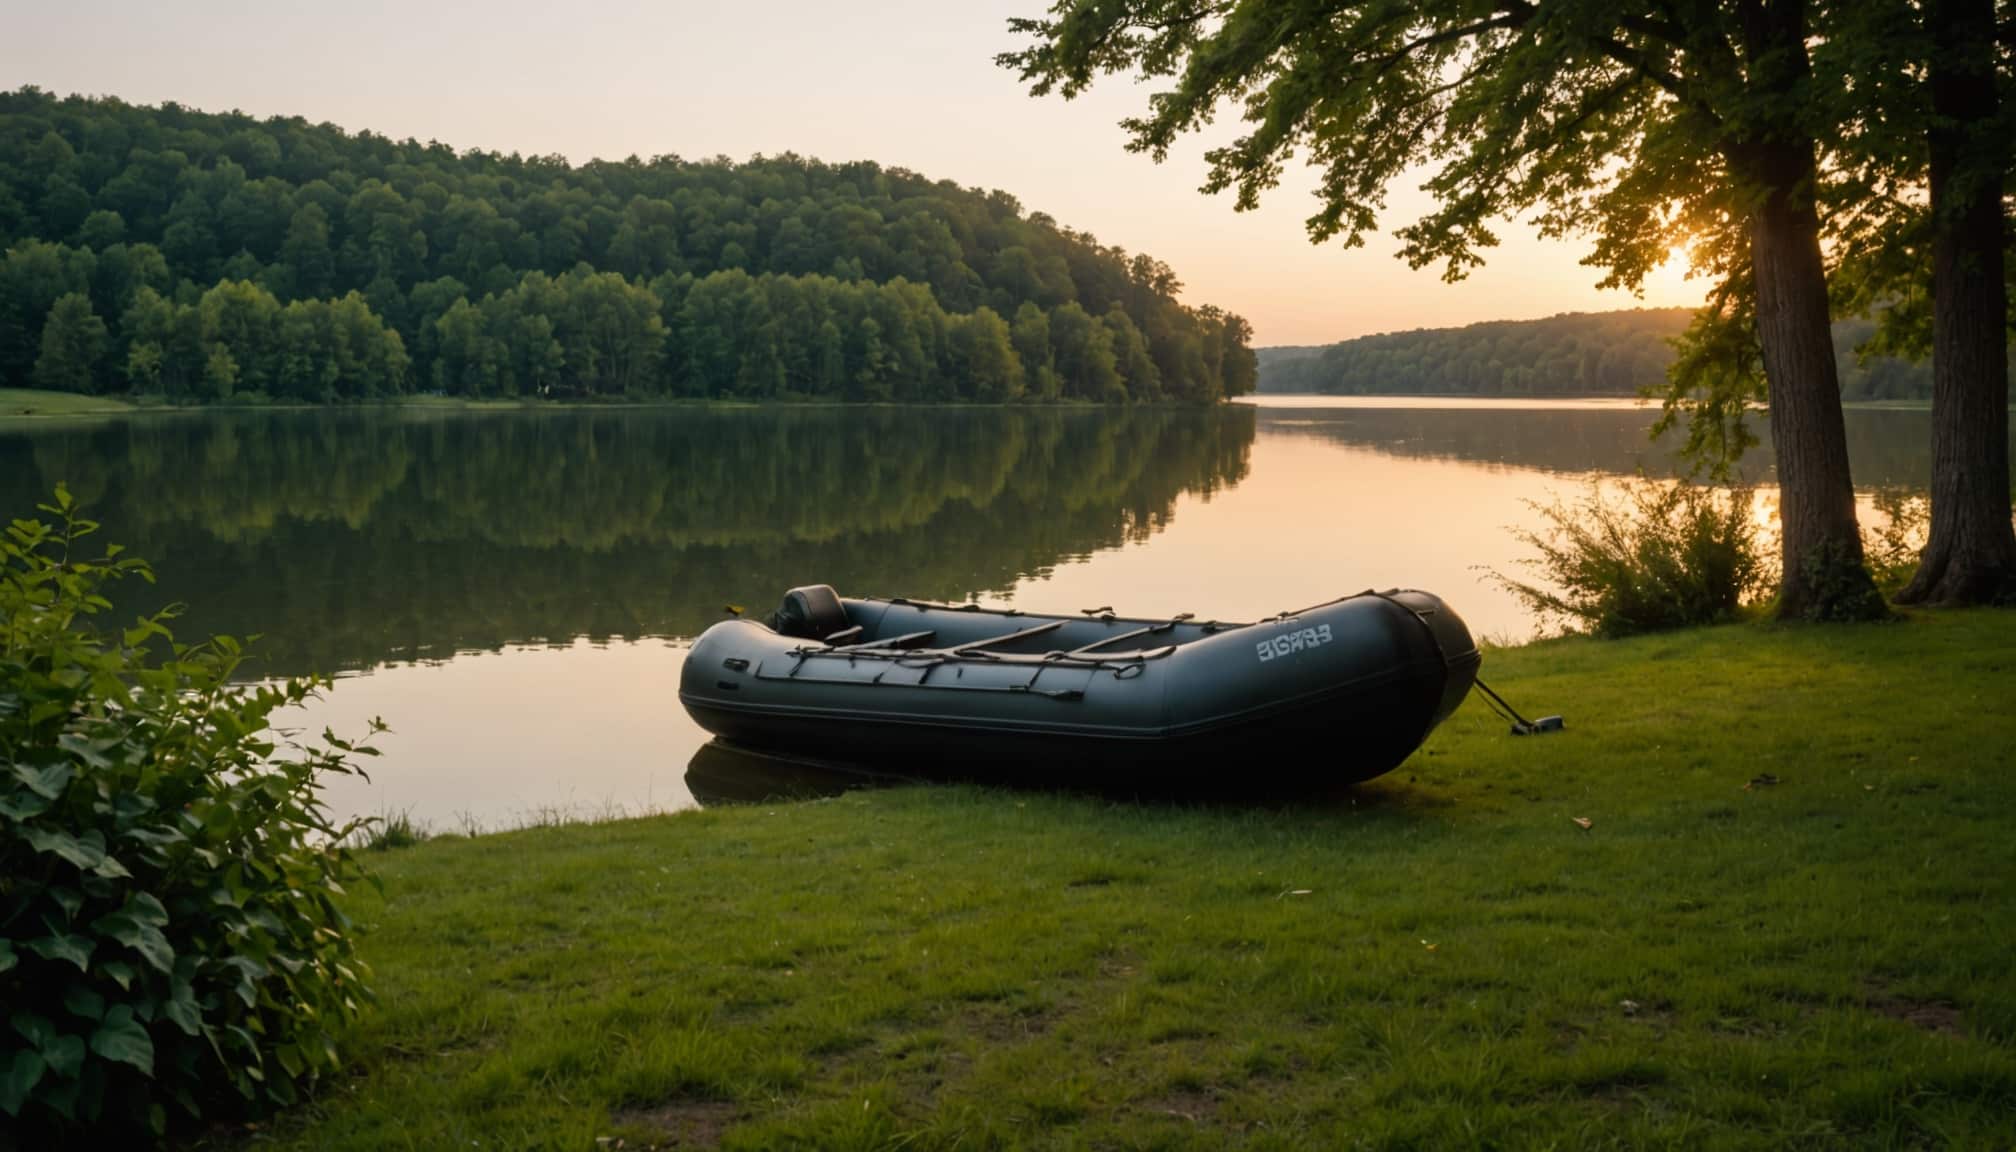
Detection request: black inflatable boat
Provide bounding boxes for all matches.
[679,586,1481,784]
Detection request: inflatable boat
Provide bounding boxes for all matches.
[678,585,1482,785]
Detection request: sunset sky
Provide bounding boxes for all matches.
[4,0,1708,346]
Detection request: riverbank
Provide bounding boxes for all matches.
[259,611,2015,1149]
[0,388,1951,430]
[0,388,136,417]
[0,390,1246,428]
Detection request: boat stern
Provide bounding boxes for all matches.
[1384,589,1482,731]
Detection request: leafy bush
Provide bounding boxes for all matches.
[1,488,378,1139]
[1863,487,1930,596]
[1491,478,1771,637]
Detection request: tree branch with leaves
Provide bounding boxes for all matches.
[1001,0,1885,618]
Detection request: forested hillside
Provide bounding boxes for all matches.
[0,88,1255,403]
[1259,308,1946,400]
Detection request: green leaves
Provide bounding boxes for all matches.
[12,760,73,800]
[41,1033,85,1080]
[29,932,94,970]
[88,1006,153,1076]
[162,984,201,1038]
[1,492,377,1136]
[1,1050,46,1116]
[93,903,175,973]
[127,892,168,925]
[63,985,105,1022]
[5,1014,84,1107]
[57,731,120,770]
[218,955,268,1008]
[0,790,52,821]
[12,1014,57,1050]
[25,826,106,869]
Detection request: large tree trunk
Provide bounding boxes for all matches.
[1732,0,1884,620]
[1740,143,1886,619]
[1897,0,2016,605]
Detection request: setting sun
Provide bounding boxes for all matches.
[1638,244,1708,306]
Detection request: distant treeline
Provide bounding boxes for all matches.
[0,87,1255,403]
[1258,308,1954,400]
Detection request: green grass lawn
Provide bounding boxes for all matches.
[265,613,2016,1150]
[0,388,134,418]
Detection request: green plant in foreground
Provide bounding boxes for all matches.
[1491,478,1770,637]
[1864,487,1931,597]
[0,487,379,1139]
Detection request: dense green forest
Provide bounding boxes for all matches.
[1258,308,1954,400]
[0,88,1255,403]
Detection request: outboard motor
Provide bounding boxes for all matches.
[768,584,851,640]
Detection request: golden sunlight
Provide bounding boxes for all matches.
[1637,245,1705,306]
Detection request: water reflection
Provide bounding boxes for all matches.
[684,742,903,806]
[1,406,1254,676]
[1255,403,1949,487]
[0,399,1966,827]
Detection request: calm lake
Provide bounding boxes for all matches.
[0,398,1971,827]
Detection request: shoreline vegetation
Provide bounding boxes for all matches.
[0,88,1255,407]
[0,388,1253,426]
[0,388,1203,416]
[277,611,2015,1149]
[0,384,1954,426]
[0,386,136,416]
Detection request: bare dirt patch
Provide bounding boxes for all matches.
[962,1000,1066,1046]
[1139,1090,1220,1124]
[1863,978,1966,1037]
[607,1099,739,1149]
[1870,995,1965,1037]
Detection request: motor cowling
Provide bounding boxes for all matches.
[769,584,851,640]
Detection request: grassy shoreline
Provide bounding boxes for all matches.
[262,611,2016,1150]
[0,388,139,418]
[0,390,1227,427]
[0,387,1960,428]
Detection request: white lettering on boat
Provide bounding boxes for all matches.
[1255,623,1332,663]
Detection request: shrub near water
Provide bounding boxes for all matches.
[1863,487,1931,596]
[0,489,377,1140]
[1492,478,1769,636]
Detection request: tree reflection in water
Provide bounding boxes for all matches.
[0,406,1256,677]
